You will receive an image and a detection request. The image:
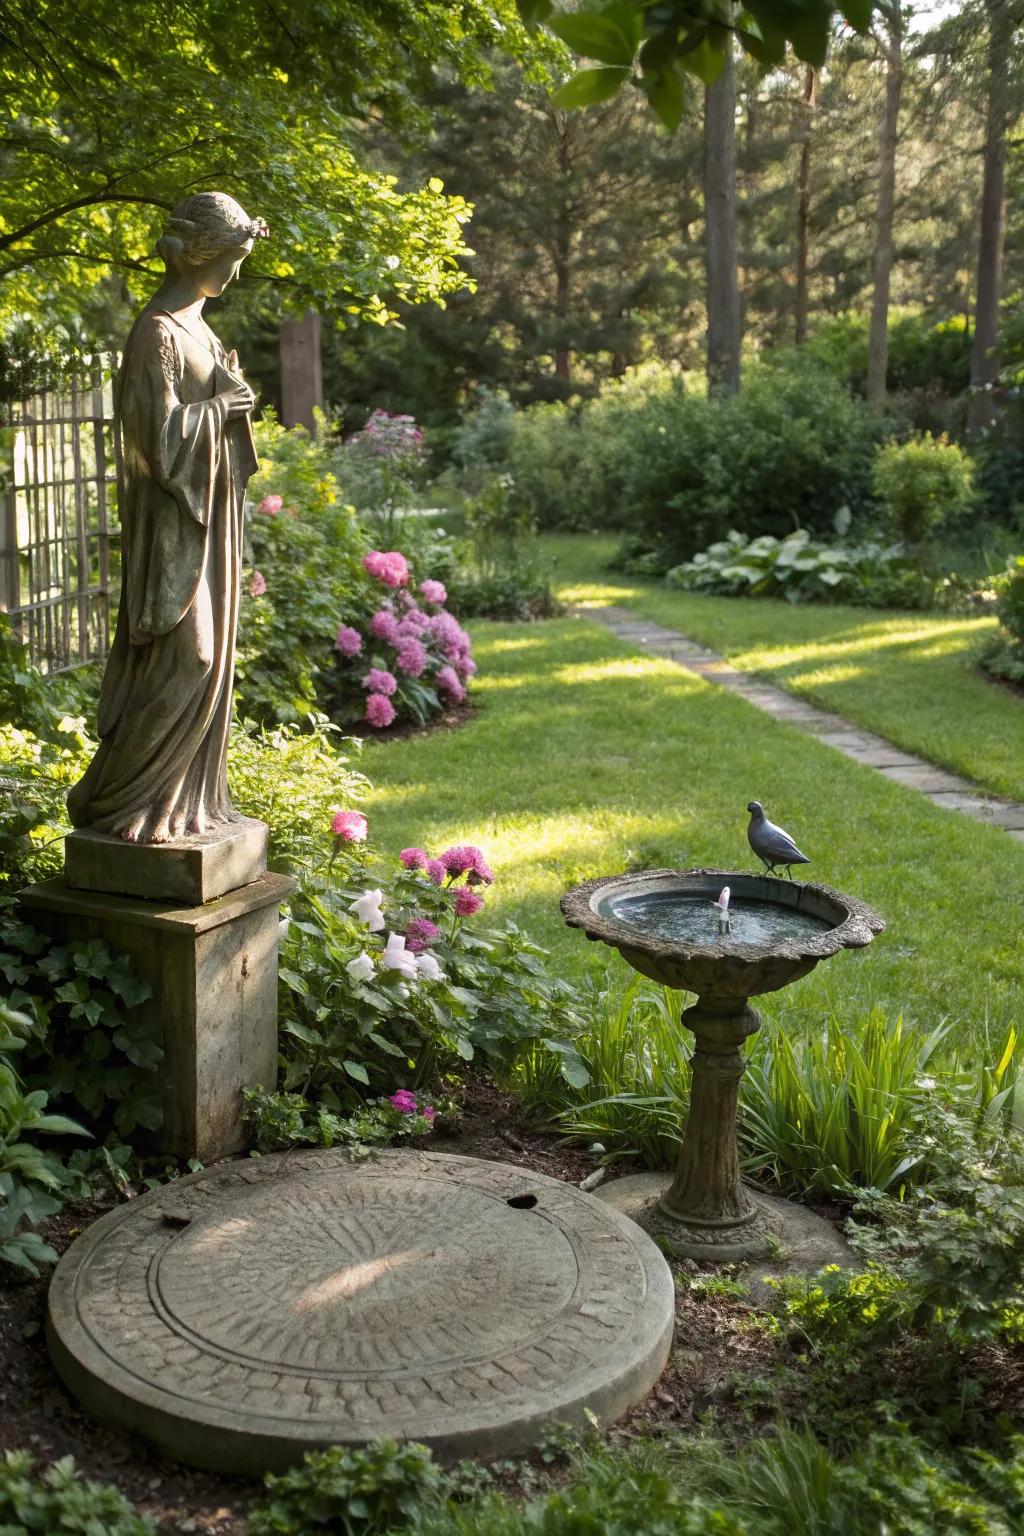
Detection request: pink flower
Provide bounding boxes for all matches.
[440,846,493,885]
[365,693,397,729]
[455,886,484,917]
[405,917,441,954]
[395,638,428,678]
[257,494,282,516]
[370,609,401,644]
[399,847,429,870]
[364,550,410,588]
[457,654,477,679]
[426,858,446,885]
[401,606,430,630]
[396,617,427,643]
[335,624,363,657]
[420,579,447,606]
[332,810,368,842]
[423,1105,436,1120]
[436,665,466,704]
[249,570,267,597]
[389,1089,419,1114]
[362,667,398,696]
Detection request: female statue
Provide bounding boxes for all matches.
[68,192,268,844]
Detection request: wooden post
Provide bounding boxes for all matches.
[279,311,324,433]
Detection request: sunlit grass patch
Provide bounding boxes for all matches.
[540,534,1024,800]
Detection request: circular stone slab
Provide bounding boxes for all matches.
[48,1149,674,1473]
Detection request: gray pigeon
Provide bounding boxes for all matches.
[747,801,810,879]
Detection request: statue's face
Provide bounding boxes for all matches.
[199,239,254,298]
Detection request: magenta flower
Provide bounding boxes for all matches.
[249,570,267,597]
[399,847,429,870]
[423,1105,436,1120]
[436,665,466,704]
[419,579,447,606]
[335,624,363,657]
[405,917,441,954]
[426,858,446,885]
[401,606,430,630]
[370,609,401,644]
[395,638,428,678]
[332,810,368,842]
[457,654,477,679]
[257,493,282,516]
[364,550,410,588]
[362,667,398,696]
[389,1089,419,1114]
[440,846,493,885]
[365,693,397,729]
[396,616,427,643]
[455,886,484,917]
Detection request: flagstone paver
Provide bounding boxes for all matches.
[584,604,1024,839]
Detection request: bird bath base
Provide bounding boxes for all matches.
[640,996,781,1262]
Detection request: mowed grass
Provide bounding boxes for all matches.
[540,533,1024,801]
[364,614,1024,1041]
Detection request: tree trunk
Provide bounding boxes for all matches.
[704,40,741,395]
[867,8,903,405]
[554,117,573,385]
[794,67,818,345]
[968,0,1013,434]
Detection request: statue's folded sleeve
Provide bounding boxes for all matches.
[116,315,229,645]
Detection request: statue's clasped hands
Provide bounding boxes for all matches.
[220,349,255,419]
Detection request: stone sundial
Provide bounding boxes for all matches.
[47,1149,675,1472]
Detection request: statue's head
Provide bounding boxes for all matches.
[157,192,269,297]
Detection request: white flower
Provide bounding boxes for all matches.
[346,951,375,983]
[415,951,446,983]
[382,931,418,981]
[349,888,385,932]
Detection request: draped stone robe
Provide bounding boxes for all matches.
[68,307,257,842]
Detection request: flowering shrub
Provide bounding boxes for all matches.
[273,822,587,1107]
[237,416,476,731]
[243,1083,444,1154]
[332,408,427,536]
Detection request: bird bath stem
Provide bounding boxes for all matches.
[561,869,885,1262]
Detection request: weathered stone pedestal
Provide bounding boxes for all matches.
[19,822,294,1161]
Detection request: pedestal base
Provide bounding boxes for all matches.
[18,874,294,1162]
[599,1171,856,1280]
[64,818,268,905]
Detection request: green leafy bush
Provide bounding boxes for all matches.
[872,434,977,546]
[448,473,561,620]
[980,555,1024,683]
[0,1451,154,1536]
[0,995,89,1275]
[493,356,885,560]
[666,529,936,610]
[250,1438,444,1536]
[2,914,161,1139]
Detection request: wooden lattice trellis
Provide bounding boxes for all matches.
[1,356,120,673]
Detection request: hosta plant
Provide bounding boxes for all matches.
[666,528,934,608]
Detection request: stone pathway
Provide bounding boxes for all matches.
[586,605,1024,844]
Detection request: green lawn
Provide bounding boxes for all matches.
[539,534,1024,801]
[364,613,1024,1042]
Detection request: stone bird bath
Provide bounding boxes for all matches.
[561,868,885,1262]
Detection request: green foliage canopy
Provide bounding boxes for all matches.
[0,0,548,336]
[518,0,878,128]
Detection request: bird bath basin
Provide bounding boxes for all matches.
[561,869,885,1261]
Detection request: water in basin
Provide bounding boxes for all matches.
[605,893,834,947]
